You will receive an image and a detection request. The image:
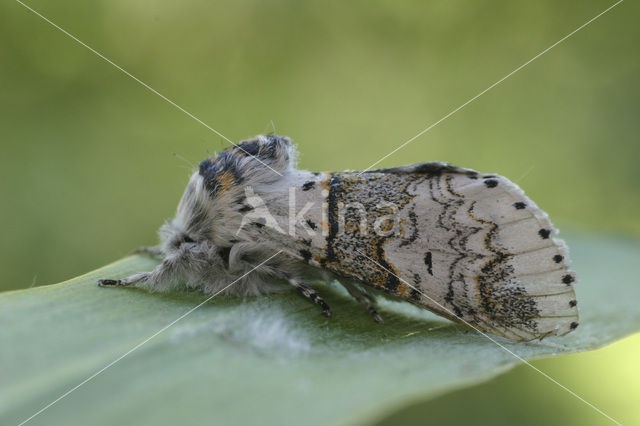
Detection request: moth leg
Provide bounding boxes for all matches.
[340,281,384,323]
[98,272,150,287]
[289,279,331,318]
[132,246,163,257]
[99,242,209,290]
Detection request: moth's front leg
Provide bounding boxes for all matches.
[98,272,150,287]
[98,243,206,290]
[99,248,164,287]
[288,278,331,318]
[98,260,174,289]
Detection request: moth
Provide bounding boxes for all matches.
[99,135,578,341]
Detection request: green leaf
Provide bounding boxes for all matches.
[1,233,639,426]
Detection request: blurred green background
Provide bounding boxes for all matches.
[1,0,638,424]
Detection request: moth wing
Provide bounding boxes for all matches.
[372,164,578,341]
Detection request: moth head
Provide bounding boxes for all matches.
[159,172,212,254]
[159,134,296,256]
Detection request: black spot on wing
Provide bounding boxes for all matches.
[553,254,564,263]
[424,251,433,275]
[539,228,551,239]
[300,249,312,263]
[484,179,498,188]
[410,288,422,301]
[513,202,526,210]
[562,274,575,285]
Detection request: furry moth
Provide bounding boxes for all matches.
[99,135,579,341]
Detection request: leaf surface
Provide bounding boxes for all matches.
[1,233,639,426]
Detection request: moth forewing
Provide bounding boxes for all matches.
[98,135,578,342]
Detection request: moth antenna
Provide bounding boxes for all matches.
[198,138,213,157]
[171,152,196,170]
[263,120,277,135]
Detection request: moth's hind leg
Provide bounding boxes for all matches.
[98,272,150,287]
[340,281,384,323]
[288,278,331,318]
